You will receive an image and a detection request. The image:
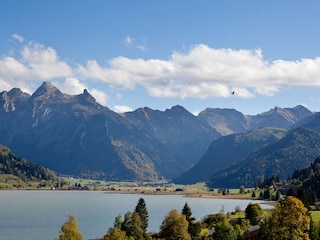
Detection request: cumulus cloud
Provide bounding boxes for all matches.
[21,43,72,80]
[0,41,72,90]
[113,105,133,113]
[55,77,86,95]
[55,78,109,105]
[77,44,320,99]
[90,88,109,105]
[2,37,320,104]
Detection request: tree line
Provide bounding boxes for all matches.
[55,195,320,240]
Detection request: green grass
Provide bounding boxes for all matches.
[310,211,320,223]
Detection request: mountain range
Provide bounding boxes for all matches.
[0,82,316,186]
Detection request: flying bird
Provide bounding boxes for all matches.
[231,91,235,95]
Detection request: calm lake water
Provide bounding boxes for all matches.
[0,190,273,240]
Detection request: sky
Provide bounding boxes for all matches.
[1,1,320,115]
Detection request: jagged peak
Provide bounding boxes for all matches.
[259,106,283,115]
[76,88,96,104]
[32,82,62,98]
[8,88,30,99]
[166,105,189,114]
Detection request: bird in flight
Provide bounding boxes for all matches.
[231,91,235,95]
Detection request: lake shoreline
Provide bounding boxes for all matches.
[1,188,259,200]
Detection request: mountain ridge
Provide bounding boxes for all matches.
[0,82,315,181]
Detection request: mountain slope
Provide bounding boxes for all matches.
[0,82,218,180]
[208,127,320,188]
[174,127,287,184]
[0,144,56,182]
[0,82,314,182]
[198,105,312,136]
[125,106,220,169]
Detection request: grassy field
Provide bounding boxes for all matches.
[0,174,55,190]
[311,211,320,222]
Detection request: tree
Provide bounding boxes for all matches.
[251,191,256,198]
[263,188,271,200]
[113,214,123,229]
[259,196,310,240]
[181,202,201,238]
[239,185,246,194]
[101,227,133,240]
[134,197,149,232]
[213,219,237,240]
[55,214,83,240]
[121,211,144,239]
[159,209,191,240]
[245,203,262,225]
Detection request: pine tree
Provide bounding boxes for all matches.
[134,197,149,232]
[181,202,193,221]
[121,211,144,239]
[181,202,201,237]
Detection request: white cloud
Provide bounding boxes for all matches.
[90,88,109,105]
[21,43,72,80]
[136,45,146,51]
[12,34,24,43]
[55,78,109,105]
[77,44,320,99]
[3,37,320,104]
[113,105,133,113]
[56,77,86,95]
[124,36,133,46]
[124,35,146,51]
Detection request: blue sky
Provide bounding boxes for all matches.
[1,1,320,115]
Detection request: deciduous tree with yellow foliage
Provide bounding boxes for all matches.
[55,214,83,240]
[259,196,310,240]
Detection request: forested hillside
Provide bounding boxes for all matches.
[287,155,320,206]
[0,144,56,188]
[208,127,320,188]
[175,127,287,184]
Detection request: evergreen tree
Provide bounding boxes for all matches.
[113,214,123,229]
[251,191,256,198]
[181,202,201,238]
[181,202,193,221]
[55,214,83,240]
[121,211,144,239]
[263,188,271,200]
[134,197,149,232]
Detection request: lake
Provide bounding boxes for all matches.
[0,190,273,240]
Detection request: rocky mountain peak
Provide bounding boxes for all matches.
[0,88,30,112]
[77,88,96,104]
[32,82,62,99]
[7,88,30,100]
